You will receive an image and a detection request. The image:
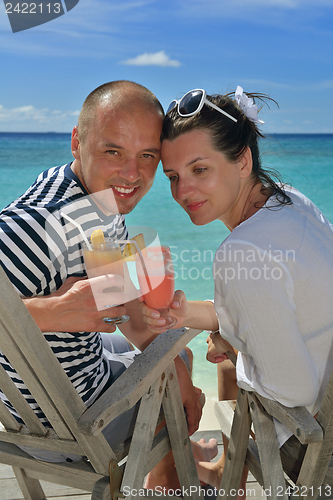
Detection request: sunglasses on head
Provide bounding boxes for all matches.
[166,89,237,123]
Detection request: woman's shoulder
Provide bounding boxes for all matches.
[218,188,304,250]
[220,185,333,257]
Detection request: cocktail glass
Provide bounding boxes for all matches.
[82,239,129,325]
[136,245,177,329]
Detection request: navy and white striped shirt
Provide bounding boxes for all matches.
[0,163,128,424]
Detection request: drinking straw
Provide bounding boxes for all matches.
[60,212,92,250]
[114,239,153,292]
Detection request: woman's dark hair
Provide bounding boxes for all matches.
[162,90,292,207]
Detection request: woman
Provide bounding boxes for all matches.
[141,87,333,492]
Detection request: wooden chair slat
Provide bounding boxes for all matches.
[218,389,252,499]
[146,426,171,473]
[215,400,265,487]
[0,310,76,440]
[162,363,201,498]
[0,362,47,435]
[255,393,323,445]
[12,467,46,500]
[0,440,103,491]
[248,393,289,500]
[120,373,167,493]
[0,400,22,432]
[78,327,203,435]
[215,374,333,500]
[296,369,333,497]
[0,429,82,455]
[0,264,204,499]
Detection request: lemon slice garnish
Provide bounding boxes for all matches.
[123,233,146,261]
[90,229,105,245]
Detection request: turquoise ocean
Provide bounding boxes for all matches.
[1,132,333,399]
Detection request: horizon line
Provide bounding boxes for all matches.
[1,131,333,136]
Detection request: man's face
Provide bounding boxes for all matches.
[71,101,163,214]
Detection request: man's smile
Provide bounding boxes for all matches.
[112,185,138,196]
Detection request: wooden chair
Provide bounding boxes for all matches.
[215,351,333,500]
[0,264,203,500]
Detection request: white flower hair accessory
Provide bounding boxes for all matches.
[234,86,265,124]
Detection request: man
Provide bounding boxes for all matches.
[0,81,207,470]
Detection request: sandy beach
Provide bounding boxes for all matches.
[198,395,221,432]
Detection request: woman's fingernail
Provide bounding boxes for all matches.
[157,319,166,325]
[173,301,180,308]
[151,311,160,319]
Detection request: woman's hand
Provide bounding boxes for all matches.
[138,289,189,332]
[206,332,236,364]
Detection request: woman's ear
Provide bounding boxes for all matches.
[239,147,253,179]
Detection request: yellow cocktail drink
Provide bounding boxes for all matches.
[83,243,123,280]
[83,231,124,284]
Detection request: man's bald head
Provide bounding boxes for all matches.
[77,80,164,143]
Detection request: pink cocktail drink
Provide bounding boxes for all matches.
[136,246,176,328]
[138,272,175,310]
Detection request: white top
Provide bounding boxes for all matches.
[213,186,333,444]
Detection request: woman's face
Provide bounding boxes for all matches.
[161,129,251,229]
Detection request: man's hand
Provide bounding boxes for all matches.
[23,275,128,333]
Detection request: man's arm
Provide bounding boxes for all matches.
[23,275,167,350]
[23,276,123,334]
[119,297,161,350]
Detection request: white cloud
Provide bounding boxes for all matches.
[121,50,181,67]
[312,80,333,90]
[0,104,79,130]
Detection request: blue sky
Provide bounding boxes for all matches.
[0,0,332,133]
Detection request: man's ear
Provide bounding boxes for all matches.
[71,126,80,160]
[239,146,253,179]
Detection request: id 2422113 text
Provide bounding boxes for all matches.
[5,3,61,14]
